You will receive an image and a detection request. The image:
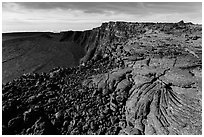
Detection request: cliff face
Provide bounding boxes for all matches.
[2,21,202,135]
[60,29,100,63]
[59,22,148,64]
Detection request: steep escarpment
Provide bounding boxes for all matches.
[60,21,150,64]
[60,29,99,63]
[2,21,202,135]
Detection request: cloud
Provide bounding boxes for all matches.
[3,2,201,15]
[145,2,202,13]
[2,2,147,16]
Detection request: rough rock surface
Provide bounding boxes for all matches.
[2,21,202,135]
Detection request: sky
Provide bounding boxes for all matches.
[2,2,202,32]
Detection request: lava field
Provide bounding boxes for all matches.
[2,21,202,135]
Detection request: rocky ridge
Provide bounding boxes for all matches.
[2,21,202,135]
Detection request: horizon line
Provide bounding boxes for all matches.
[2,20,202,33]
